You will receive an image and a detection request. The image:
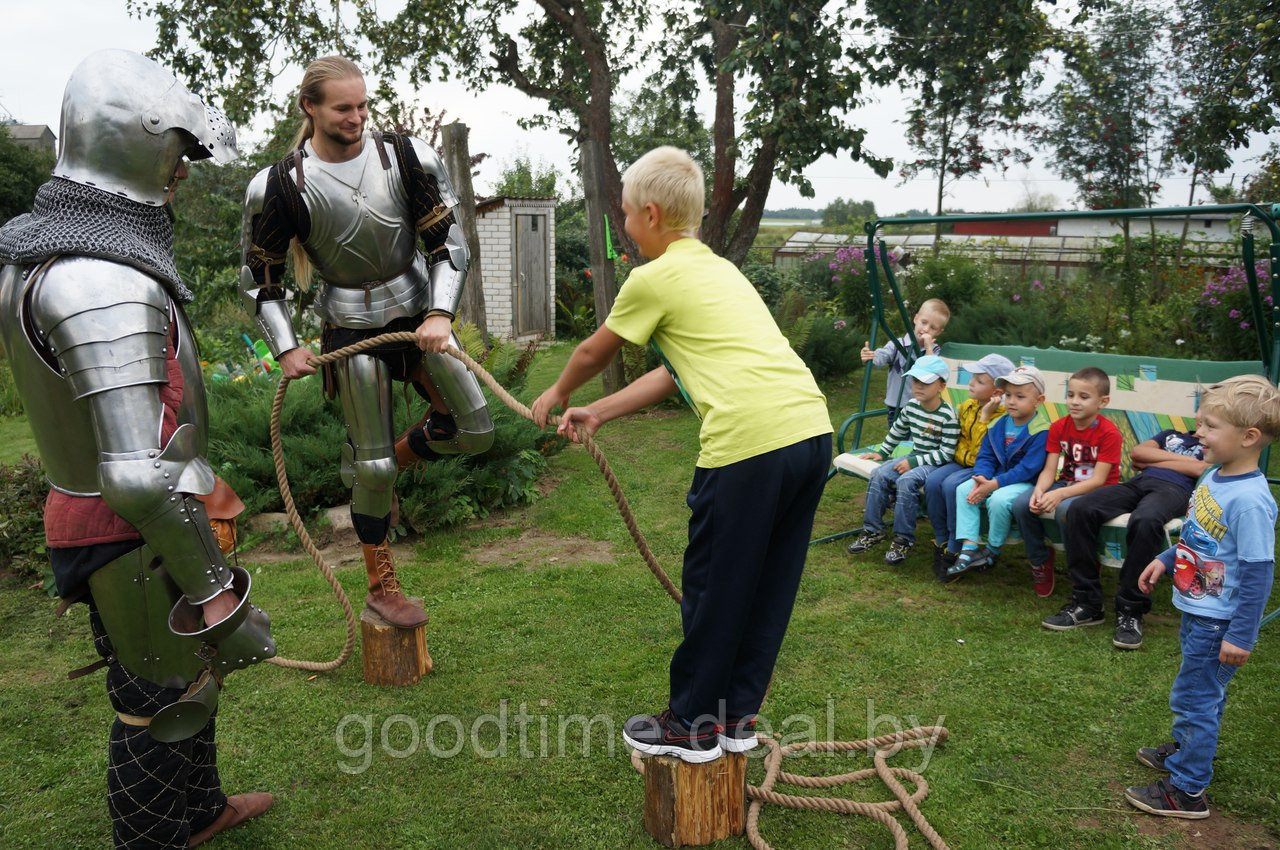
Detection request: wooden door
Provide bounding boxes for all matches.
[514,213,549,335]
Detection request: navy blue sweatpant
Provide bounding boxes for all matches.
[668,433,832,723]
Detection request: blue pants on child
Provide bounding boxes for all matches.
[924,462,972,550]
[1165,613,1238,795]
[954,479,1034,549]
[1010,480,1078,564]
[669,434,831,724]
[863,461,935,543]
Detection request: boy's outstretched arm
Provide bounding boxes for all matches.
[532,326,628,428]
[557,367,678,441]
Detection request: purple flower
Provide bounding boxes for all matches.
[1031,279,1044,291]
[831,275,840,283]
[1241,321,1252,330]
[834,319,847,330]
[1229,309,1241,319]
[1012,293,1022,302]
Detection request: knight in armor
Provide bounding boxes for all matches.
[240,56,494,629]
[0,50,274,847]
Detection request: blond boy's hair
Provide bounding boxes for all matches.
[1202,374,1280,442]
[621,146,704,235]
[918,298,951,326]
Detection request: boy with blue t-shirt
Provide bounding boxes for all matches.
[1125,375,1280,820]
[531,147,832,764]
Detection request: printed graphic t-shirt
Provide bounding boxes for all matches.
[1046,415,1122,486]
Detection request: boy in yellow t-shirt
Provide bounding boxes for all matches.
[531,146,833,764]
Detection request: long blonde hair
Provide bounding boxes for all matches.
[288,55,364,289]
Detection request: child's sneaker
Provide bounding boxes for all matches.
[847,530,886,554]
[885,536,913,565]
[1124,778,1209,819]
[716,716,760,753]
[964,546,999,572]
[932,546,958,582]
[1136,741,1178,772]
[1041,603,1105,630]
[1114,614,1144,650]
[622,710,723,763]
[1030,549,1055,597]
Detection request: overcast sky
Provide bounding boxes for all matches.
[2,1,1271,216]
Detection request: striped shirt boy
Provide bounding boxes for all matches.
[875,398,961,468]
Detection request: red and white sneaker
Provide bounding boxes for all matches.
[1031,549,1056,598]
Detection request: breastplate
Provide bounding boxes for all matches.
[300,145,418,286]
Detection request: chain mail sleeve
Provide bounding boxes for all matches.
[240,164,303,357]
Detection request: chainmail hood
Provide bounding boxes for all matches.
[0,178,190,301]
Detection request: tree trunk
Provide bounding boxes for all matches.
[1176,165,1199,269]
[581,135,625,393]
[441,121,489,338]
[933,124,949,257]
[703,13,742,257]
[723,136,779,265]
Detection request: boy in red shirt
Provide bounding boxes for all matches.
[1010,366,1122,598]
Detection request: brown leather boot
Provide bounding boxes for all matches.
[188,792,273,847]
[362,541,428,628]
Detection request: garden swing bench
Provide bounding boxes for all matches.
[813,203,1280,629]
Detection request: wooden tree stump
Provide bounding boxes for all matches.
[360,602,432,686]
[642,753,747,847]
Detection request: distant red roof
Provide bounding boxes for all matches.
[952,220,1056,237]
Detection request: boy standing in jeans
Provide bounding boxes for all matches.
[1126,375,1279,819]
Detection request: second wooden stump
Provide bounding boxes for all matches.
[360,602,433,686]
[642,752,747,847]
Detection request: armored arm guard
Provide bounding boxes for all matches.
[409,138,469,318]
[240,166,300,358]
[32,262,259,622]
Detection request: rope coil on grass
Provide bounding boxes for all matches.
[266,331,949,846]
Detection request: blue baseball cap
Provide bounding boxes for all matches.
[962,353,1015,383]
[905,354,950,384]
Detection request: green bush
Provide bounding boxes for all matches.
[0,455,46,575]
[901,252,987,313]
[206,327,564,531]
[0,357,22,417]
[796,316,865,382]
[942,293,1090,348]
[741,259,787,309]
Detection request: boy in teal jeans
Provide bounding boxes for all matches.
[1126,375,1280,819]
[945,366,1051,579]
[531,146,832,763]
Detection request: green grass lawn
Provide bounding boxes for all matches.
[0,413,37,464]
[0,344,1277,848]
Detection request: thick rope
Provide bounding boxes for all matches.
[266,331,949,846]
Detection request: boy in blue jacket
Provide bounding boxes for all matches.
[944,366,1050,579]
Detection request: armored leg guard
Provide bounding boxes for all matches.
[362,540,427,628]
[334,353,398,545]
[414,343,495,457]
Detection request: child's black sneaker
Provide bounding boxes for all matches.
[622,710,723,763]
[1124,778,1209,819]
[1136,741,1178,772]
[1041,603,1105,631]
[1114,614,1144,650]
[847,530,886,554]
[716,716,760,753]
[884,536,913,565]
[932,546,958,582]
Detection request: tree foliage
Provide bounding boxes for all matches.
[491,154,560,197]
[822,198,877,227]
[0,127,54,224]
[1036,4,1177,212]
[867,0,1049,218]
